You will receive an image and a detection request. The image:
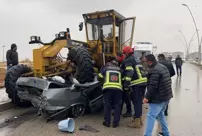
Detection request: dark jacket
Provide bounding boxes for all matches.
[122,55,147,87]
[98,63,123,92]
[6,49,18,66]
[122,55,137,80]
[159,60,175,77]
[175,57,183,67]
[145,62,173,103]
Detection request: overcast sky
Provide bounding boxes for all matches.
[0,0,202,60]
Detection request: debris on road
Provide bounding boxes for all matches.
[0,108,37,129]
[79,124,100,133]
[58,118,75,133]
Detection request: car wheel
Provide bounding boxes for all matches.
[71,104,85,118]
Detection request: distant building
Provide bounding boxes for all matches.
[159,52,184,59]
[161,52,172,58]
[172,52,184,59]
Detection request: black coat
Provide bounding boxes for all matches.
[6,49,19,66]
[175,57,183,66]
[159,60,175,77]
[145,62,173,103]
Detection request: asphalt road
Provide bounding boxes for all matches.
[0,63,202,136]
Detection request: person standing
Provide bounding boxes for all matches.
[175,55,183,76]
[140,52,149,75]
[98,58,123,128]
[143,54,173,136]
[139,52,146,61]
[116,51,132,117]
[6,43,18,70]
[158,54,175,116]
[121,46,147,128]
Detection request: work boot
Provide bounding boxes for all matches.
[140,116,144,125]
[122,111,132,117]
[102,121,110,127]
[127,118,141,128]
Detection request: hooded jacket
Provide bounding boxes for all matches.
[6,44,18,66]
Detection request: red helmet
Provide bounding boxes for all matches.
[123,46,134,54]
[116,54,125,63]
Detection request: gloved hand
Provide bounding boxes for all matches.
[123,81,130,91]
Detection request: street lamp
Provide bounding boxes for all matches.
[182,4,201,65]
[178,30,189,59]
[178,30,188,49]
[188,30,198,53]
[2,45,5,62]
[178,30,198,60]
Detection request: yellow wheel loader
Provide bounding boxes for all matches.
[5,10,135,120]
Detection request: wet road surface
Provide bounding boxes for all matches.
[0,63,202,136]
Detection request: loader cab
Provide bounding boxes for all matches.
[82,10,136,65]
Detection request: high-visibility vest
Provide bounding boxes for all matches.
[130,64,147,86]
[102,70,122,91]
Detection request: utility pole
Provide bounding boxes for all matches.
[2,45,5,62]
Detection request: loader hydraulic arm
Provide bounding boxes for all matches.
[28,30,72,77]
[33,39,67,77]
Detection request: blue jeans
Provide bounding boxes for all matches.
[144,101,170,136]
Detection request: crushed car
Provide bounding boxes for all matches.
[16,76,103,121]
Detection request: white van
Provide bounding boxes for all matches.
[132,42,157,60]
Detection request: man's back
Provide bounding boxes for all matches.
[159,59,175,77]
[175,57,183,66]
[147,63,173,103]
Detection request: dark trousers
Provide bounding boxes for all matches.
[130,86,146,118]
[103,89,122,125]
[176,66,182,75]
[121,90,132,113]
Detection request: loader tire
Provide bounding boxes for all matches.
[68,46,94,84]
[5,64,32,106]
